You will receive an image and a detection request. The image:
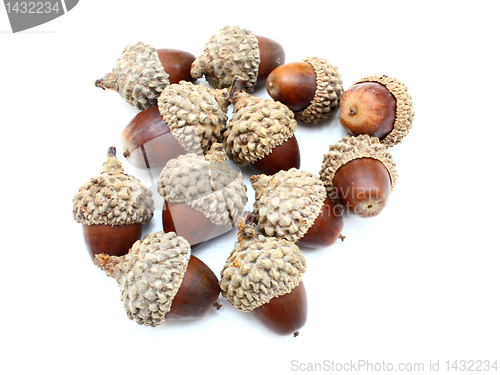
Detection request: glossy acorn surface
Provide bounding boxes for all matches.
[255,35,286,87]
[157,49,197,84]
[83,223,142,259]
[249,135,301,175]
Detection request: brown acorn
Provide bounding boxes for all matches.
[339,75,414,146]
[156,49,196,84]
[191,25,285,92]
[121,106,186,169]
[219,214,307,335]
[72,147,154,259]
[223,78,300,175]
[157,143,248,249]
[266,57,343,124]
[251,168,344,248]
[319,135,398,218]
[94,231,221,326]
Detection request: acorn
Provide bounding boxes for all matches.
[121,106,186,169]
[95,43,196,110]
[339,75,414,146]
[219,213,307,335]
[251,168,344,248]
[191,25,285,92]
[223,79,300,175]
[94,231,221,326]
[157,143,248,249]
[73,147,154,259]
[319,135,398,218]
[157,80,231,156]
[266,57,344,124]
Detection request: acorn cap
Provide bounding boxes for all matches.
[219,215,306,312]
[319,135,398,202]
[295,57,344,124]
[224,90,297,166]
[157,143,248,227]
[355,75,414,147]
[157,81,230,155]
[251,168,327,243]
[191,25,260,92]
[73,147,154,226]
[94,42,170,110]
[94,231,191,327]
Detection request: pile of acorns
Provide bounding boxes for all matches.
[73,25,414,335]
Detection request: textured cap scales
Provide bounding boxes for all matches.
[157,143,248,227]
[220,216,306,312]
[355,75,414,147]
[319,135,398,202]
[95,42,170,110]
[251,168,327,243]
[94,231,191,327]
[158,81,230,155]
[224,90,297,165]
[73,147,154,226]
[295,57,344,124]
[191,25,260,92]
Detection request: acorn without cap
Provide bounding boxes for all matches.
[157,143,248,249]
[95,42,196,110]
[94,231,220,326]
[266,57,344,124]
[319,135,398,218]
[73,147,154,259]
[191,25,285,92]
[223,79,300,175]
[339,75,414,146]
[220,213,307,335]
[251,168,344,248]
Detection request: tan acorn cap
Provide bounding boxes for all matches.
[219,214,306,312]
[157,143,248,227]
[73,147,154,226]
[224,90,297,165]
[251,168,327,243]
[319,135,398,202]
[191,25,260,92]
[355,75,414,147]
[94,231,191,327]
[95,42,170,110]
[157,81,230,156]
[295,57,344,124]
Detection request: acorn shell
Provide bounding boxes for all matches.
[157,81,230,155]
[191,25,260,92]
[94,231,191,327]
[219,217,306,312]
[95,42,170,110]
[319,135,398,203]
[73,147,154,226]
[355,75,414,147]
[224,91,297,166]
[295,57,344,124]
[157,143,248,227]
[251,168,327,243]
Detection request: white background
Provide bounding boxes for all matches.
[1,1,499,374]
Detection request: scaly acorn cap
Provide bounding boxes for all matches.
[319,135,398,202]
[219,214,306,312]
[355,75,414,147]
[157,81,230,155]
[73,147,154,226]
[94,42,170,110]
[295,57,344,124]
[224,88,297,166]
[191,25,260,92]
[251,168,327,243]
[157,143,248,227]
[94,231,191,327]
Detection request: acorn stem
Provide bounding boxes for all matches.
[236,212,259,241]
[228,76,247,102]
[94,254,123,279]
[107,146,117,158]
